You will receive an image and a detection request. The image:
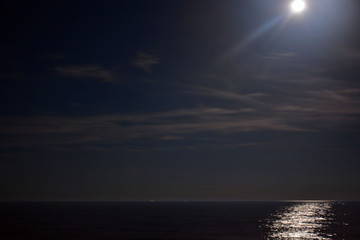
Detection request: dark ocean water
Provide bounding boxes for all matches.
[0,201,359,240]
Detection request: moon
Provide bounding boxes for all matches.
[290,0,306,13]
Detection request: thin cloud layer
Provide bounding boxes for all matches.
[0,106,307,149]
[188,85,268,104]
[132,51,160,73]
[6,48,358,151]
[56,65,115,82]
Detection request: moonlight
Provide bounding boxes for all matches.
[291,0,306,13]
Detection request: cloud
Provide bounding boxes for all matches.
[261,52,297,61]
[124,141,270,152]
[158,135,185,141]
[185,43,360,133]
[268,87,360,132]
[0,106,309,149]
[5,46,360,151]
[188,85,267,104]
[132,51,160,73]
[56,64,115,82]
[339,47,360,62]
[3,79,360,151]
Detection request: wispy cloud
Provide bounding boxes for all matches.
[56,64,115,82]
[268,87,360,133]
[339,47,360,62]
[0,106,308,149]
[158,135,185,141]
[3,80,360,150]
[188,85,267,104]
[132,51,160,73]
[6,47,360,151]
[261,52,297,61]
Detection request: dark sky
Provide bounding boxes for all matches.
[1,0,360,201]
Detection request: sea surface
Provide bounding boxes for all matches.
[0,201,359,239]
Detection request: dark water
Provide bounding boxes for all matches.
[0,201,359,239]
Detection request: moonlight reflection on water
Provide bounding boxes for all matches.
[265,201,335,240]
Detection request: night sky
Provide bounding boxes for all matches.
[1,0,360,201]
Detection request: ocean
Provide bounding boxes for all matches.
[0,201,359,239]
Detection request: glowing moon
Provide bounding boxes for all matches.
[291,0,306,13]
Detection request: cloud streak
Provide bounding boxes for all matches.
[5,49,360,151]
[188,85,268,104]
[0,106,309,149]
[2,83,355,149]
[132,51,160,73]
[56,64,115,82]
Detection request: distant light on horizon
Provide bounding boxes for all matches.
[291,0,306,13]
